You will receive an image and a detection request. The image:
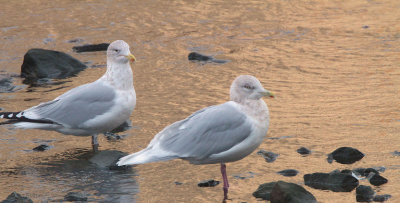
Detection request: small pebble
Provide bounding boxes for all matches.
[198,179,220,187]
[32,144,50,152]
[297,147,311,155]
[257,150,279,163]
[277,169,299,177]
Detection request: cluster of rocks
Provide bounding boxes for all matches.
[253,146,391,202]
[0,191,89,202]
[1,192,33,203]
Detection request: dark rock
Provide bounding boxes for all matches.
[1,192,33,203]
[64,192,87,201]
[369,174,388,186]
[304,172,359,192]
[328,147,364,164]
[373,194,391,202]
[88,150,129,170]
[257,150,279,163]
[340,169,353,175]
[73,43,109,53]
[356,185,375,202]
[188,52,212,61]
[277,169,299,177]
[198,179,220,187]
[253,182,276,200]
[21,49,87,84]
[188,52,228,64]
[353,168,367,176]
[365,168,380,176]
[362,25,369,29]
[353,168,380,177]
[67,38,84,43]
[0,76,24,93]
[392,150,400,156]
[174,181,183,185]
[374,166,386,173]
[270,181,317,203]
[32,144,50,152]
[297,147,311,155]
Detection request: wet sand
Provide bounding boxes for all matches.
[1,0,400,202]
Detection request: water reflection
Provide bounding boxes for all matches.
[20,149,138,202]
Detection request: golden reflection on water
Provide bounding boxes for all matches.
[1,0,400,202]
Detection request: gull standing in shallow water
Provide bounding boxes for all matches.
[0,40,136,152]
[117,75,274,200]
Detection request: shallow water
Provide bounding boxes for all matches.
[1,0,400,202]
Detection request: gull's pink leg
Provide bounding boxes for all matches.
[220,163,229,201]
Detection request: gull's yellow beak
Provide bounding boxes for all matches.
[126,53,136,62]
[261,89,275,98]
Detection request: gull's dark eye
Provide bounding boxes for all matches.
[114,49,119,53]
[243,84,255,90]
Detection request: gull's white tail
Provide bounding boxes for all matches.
[117,147,177,166]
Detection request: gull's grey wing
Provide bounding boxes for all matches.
[156,102,253,160]
[25,81,116,127]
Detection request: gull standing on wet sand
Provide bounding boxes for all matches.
[117,75,274,200]
[0,40,136,152]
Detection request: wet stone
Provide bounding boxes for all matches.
[21,49,87,84]
[374,166,386,173]
[277,169,299,177]
[356,185,375,202]
[0,76,24,93]
[64,192,87,201]
[197,179,220,187]
[1,192,33,203]
[297,147,311,155]
[88,150,129,170]
[257,149,279,163]
[392,150,400,156]
[304,172,359,192]
[373,194,391,202]
[270,181,317,203]
[353,168,380,177]
[328,147,364,164]
[340,169,352,175]
[188,52,229,64]
[369,174,388,186]
[253,182,276,201]
[73,43,110,53]
[32,144,50,152]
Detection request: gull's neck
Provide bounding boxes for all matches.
[102,61,134,90]
[235,99,269,124]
